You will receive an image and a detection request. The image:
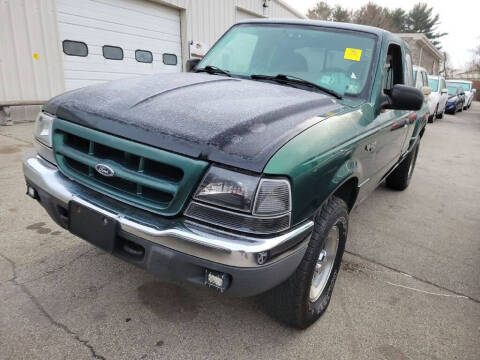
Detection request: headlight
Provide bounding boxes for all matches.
[34,112,55,147]
[194,166,259,212]
[187,166,292,234]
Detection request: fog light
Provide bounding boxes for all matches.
[204,269,231,292]
[27,186,37,199]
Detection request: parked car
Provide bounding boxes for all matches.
[413,66,429,90]
[413,65,432,118]
[23,20,426,328]
[446,79,474,110]
[427,75,448,121]
[445,85,465,114]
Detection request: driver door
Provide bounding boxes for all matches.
[372,43,410,180]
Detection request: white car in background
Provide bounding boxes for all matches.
[446,80,474,110]
[413,66,436,121]
[427,75,448,121]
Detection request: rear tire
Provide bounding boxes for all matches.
[428,105,438,123]
[263,196,348,329]
[436,111,443,119]
[386,141,420,191]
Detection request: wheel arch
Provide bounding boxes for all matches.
[330,177,359,212]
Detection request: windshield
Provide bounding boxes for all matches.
[198,24,377,98]
[447,86,458,95]
[447,81,471,91]
[428,78,439,91]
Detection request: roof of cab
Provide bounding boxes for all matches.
[446,79,473,84]
[236,18,396,40]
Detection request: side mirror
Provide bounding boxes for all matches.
[421,86,432,96]
[382,84,424,111]
[185,58,201,72]
[441,88,448,94]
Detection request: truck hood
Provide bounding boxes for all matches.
[44,73,344,172]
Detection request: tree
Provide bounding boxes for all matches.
[390,8,407,32]
[405,3,447,48]
[467,42,480,71]
[439,52,453,78]
[306,1,332,20]
[352,2,398,32]
[331,5,351,22]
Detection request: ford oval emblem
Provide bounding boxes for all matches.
[95,164,115,177]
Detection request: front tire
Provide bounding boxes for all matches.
[263,197,348,329]
[436,111,443,119]
[386,141,420,191]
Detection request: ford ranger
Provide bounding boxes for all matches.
[23,20,426,328]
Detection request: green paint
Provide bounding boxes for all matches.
[265,32,429,225]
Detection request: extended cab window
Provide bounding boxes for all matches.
[198,24,377,98]
[383,44,403,92]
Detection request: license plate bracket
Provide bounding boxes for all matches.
[69,201,117,253]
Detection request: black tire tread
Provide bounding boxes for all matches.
[386,141,419,191]
[262,196,348,329]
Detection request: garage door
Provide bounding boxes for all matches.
[236,8,262,22]
[56,0,182,90]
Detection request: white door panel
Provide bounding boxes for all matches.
[57,0,182,90]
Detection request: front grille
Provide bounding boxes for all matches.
[52,119,208,216]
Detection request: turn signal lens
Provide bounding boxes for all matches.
[253,179,291,215]
[34,112,55,147]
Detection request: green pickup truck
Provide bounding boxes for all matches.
[23,19,427,328]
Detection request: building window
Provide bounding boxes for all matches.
[136,50,153,63]
[103,45,124,60]
[163,53,177,66]
[63,40,88,57]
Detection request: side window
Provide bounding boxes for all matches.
[404,52,414,87]
[63,40,88,57]
[136,50,153,63]
[422,72,428,87]
[383,44,404,93]
[103,45,123,60]
[162,53,177,66]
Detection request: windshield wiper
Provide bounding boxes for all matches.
[195,65,231,77]
[250,74,342,99]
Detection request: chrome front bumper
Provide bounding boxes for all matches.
[23,155,313,268]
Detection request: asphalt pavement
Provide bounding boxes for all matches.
[0,103,479,360]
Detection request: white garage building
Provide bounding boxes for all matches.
[0,0,304,124]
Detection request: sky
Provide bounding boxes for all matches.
[283,0,480,68]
